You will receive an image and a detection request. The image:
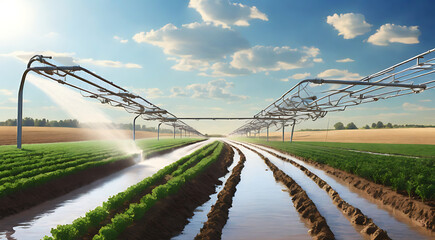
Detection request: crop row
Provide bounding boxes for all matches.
[0,139,201,198]
[241,139,434,201]
[44,141,222,240]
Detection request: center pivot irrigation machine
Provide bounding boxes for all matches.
[229,48,434,141]
[17,55,204,149]
[16,49,434,148]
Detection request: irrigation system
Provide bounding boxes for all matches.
[16,49,434,148]
[17,55,204,149]
[229,48,434,141]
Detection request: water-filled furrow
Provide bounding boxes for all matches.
[220,144,311,240]
[171,147,241,239]
[234,142,363,240]
[0,140,213,240]
[251,143,433,240]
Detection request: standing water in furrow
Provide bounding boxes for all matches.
[172,147,241,239]
[254,143,433,240]
[248,144,363,240]
[0,140,212,240]
[221,145,311,240]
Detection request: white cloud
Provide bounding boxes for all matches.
[327,13,372,39]
[133,22,249,60]
[280,78,289,82]
[209,107,223,111]
[199,62,250,77]
[0,89,13,96]
[317,69,362,80]
[113,35,128,43]
[77,58,142,68]
[313,58,323,63]
[188,0,268,27]
[1,51,142,69]
[168,57,210,71]
[336,58,354,63]
[419,99,432,103]
[292,72,311,80]
[265,98,274,102]
[367,24,420,46]
[173,79,247,101]
[129,88,164,99]
[230,46,321,73]
[170,87,189,97]
[402,102,435,111]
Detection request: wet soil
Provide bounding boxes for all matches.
[251,143,391,240]
[0,141,202,220]
[117,143,235,240]
[195,145,246,240]
[240,143,335,240]
[253,142,435,232]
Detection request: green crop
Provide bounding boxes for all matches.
[239,138,435,201]
[45,141,220,240]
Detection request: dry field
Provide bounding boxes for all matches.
[0,126,173,145]
[264,128,435,144]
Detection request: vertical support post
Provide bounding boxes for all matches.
[282,123,285,142]
[290,119,296,143]
[180,128,182,138]
[133,114,141,141]
[266,125,269,142]
[173,125,175,139]
[157,122,162,141]
[17,70,31,149]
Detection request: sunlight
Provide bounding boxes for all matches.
[0,0,32,40]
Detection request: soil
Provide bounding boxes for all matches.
[0,141,202,220]
[251,142,391,240]
[254,143,435,232]
[240,143,335,240]
[262,128,435,144]
[117,143,235,240]
[0,126,173,145]
[195,145,246,240]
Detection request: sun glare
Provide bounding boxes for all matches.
[0,0,32,40]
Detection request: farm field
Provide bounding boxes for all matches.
[263,128,435,144]
[0,126,173,145]
[0,138,202,218]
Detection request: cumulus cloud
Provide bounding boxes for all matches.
[402,102,435,111]
[168,57,210,71]
[1,51,142,69]
[0,89,13,96]
[172,79,247,101]
[317,69,362,80]
[292,72,311,80]
[133,22,249,60]
[367,24,420,46]
[199,62,250,77]
[113,35,128,43]
[188,0,268,27]
[230,46,321,73]
[327,13,372,39]
[336,58,354,63]
[129,88,164,99]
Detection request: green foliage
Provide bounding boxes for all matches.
[346,122,358,129]
[376,121,384,128]
[239,138,435,201]
[45,140,220,240]
[334,122,345,130]
[363,125,370,129]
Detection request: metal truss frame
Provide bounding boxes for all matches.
[229,48,435,141]
[17,55,203,149]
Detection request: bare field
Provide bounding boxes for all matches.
[263,128,435,144]
[0,126,173,145]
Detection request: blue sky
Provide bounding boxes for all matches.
[0,0,434,134]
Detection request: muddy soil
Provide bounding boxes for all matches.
[239,143,334,240]
[0,141,202,219]
[254,143,435,232]
[252,143,391,240]
[117,143,235,240]
[195,145,246,240]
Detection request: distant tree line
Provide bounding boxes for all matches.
[333,121,435,130]
[0,118,174,133]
